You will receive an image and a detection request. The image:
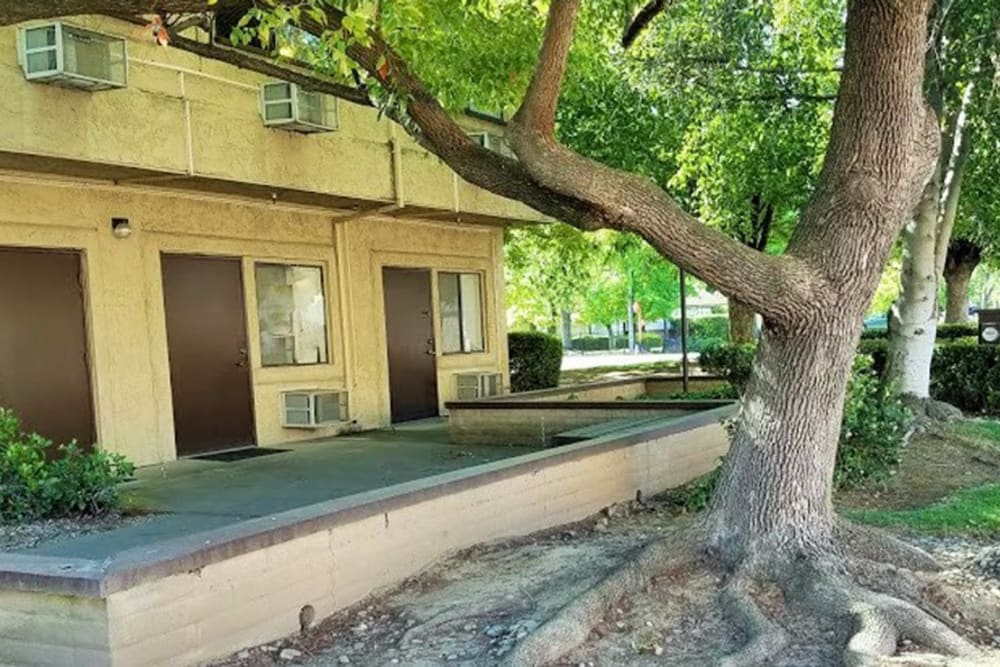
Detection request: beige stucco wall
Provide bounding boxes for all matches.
[0,174,508,465]
[0,16,546,224]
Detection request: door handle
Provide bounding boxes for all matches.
[235,347,249,367]
[426,338,436,356]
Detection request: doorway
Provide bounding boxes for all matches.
[161,254,255,456]
[382,267,439,422]
[0,247,95,448]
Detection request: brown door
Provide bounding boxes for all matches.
[382,267,439,422]
[161,254,255,456]
[0,247,95,449]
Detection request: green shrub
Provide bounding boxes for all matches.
[857,338,889,376]
[687,316,730,343]
[699,342,755,390]
[638,333,663,351]
[936,322,978,340]
[835,356,913,488]
[571,335,618,351]
[508,332,563,392]
[661,355,912,509]
[860,328,888,340]
[0,407,135,523]
[931,341,1000,415]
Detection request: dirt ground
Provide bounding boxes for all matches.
[216,424,1000,667]
[836,421,1000,512]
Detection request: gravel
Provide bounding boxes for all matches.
[0,513,153,552]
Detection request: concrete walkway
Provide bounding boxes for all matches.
[18,420,538,560]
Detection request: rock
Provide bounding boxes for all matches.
[279,648,302,661]
[974,546,1000,579]
[338,656,351,665]
[654,645,664,656]
[463,623,476,632]
[484,624,507,638]
[236,650,251,659]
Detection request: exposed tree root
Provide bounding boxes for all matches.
[718,571,789,667]
[502,523,985,667]
[501,532,702,666]
[836,518,942,572]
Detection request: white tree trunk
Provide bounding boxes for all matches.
[887,183,940,398]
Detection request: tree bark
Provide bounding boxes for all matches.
[943,241,981,323]
[728,298,756,344]
[708,320,859,565]
[887,178,941,399]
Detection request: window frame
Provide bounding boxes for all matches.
[253,261,332,368]
[438,270,487,355]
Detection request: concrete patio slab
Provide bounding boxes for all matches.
[15,419,538,560]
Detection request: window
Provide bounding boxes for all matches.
[439,272,485,354]
[255,264,329,366]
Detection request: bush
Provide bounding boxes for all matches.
[931,341,1000,415]
[638,333,663,351]
[936,322,978,340]
[0,407,134,523]
[860,327,888,340]
[687,315,730,343]
[508,332,563,392]
[571,335,617,351]
[857,338,889,376]
[835,356,913,488]
[699,342,756,390]
[661,355,912,509]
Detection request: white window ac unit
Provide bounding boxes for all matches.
[455,372,503,401]
[18,22,127,90]
[467,131,515,158]
[281,390,348,428]
[260,82,337,133]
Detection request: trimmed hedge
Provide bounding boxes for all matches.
[570,334,663,352]
[931,341,1000,415]
[699,342,755,390]
[508,332,563,392]
[937,322,978,339]
[859,322,977,341]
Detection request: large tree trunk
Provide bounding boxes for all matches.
[728,298,756,344]
[886,180,940,399]
[943,240,981,323]
[707,319,858,564]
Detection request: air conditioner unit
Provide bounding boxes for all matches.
[455,372,503,400]
[18,22,127,90]
[467,131,515,158]
[261,82,337,133]
[281,390,348,428]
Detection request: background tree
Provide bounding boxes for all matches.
[1,0,983,663]
[942,104,1000,323]
[504,222,600,342]
[886,0,1000,399]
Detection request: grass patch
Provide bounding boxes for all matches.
[848,484,1000,536]
[951,419,1000,450]
[559,360,682,385]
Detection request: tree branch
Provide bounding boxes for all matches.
[622,0,672,49]
[159,22,374,107]
[511,0,579,137]
[500,0,828,324]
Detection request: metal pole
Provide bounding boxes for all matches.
[679,267,689,393]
